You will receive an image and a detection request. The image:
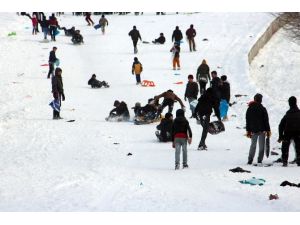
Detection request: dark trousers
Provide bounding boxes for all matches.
[282,135,300,165]
[48,63,54,78]
[199,81,207,95]
[188,38,196,51]
[49,26,57,41]
[132,40,138,53]
[135,74,141,83]
[85,17,94,25]
[199,114,210,146]
[157,99,174,116]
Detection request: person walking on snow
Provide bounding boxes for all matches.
[49,13,59,41]
[194,87,221,150]
[170,42,180,70]
[129,26,142,54]
[51,67,65,119]
[40,15,49,39]
[47,47,58,79]
[219,75,230,121]
[99,14,109,34]
[186,24,196,51]
[31,14,38,35]
[132,57,143,85]
[85,12,94,26]
[196,59,210,95]
[184,74,199,116]
[278,96,300,167]
[172,26,183,45]
[246,93,271,165]
[172,109,192,170]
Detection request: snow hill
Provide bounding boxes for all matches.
[0,12,299,211]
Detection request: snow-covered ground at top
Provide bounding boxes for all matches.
[0,12,299,212]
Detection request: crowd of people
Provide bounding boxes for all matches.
[22,12,299,170]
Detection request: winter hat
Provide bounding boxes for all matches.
[134,57,138,61]
[133,26,136,29]
[176,109,185,117]
[254,93,263,103]
[92,74,96,78]
[288,96,297,107]
[113,100,120,107]
[221,75,227,81]
[188,74,194,79]
[165,112,173,119]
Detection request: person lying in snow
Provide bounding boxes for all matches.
[71,30,84,44]
[133,98,160,123]
[88,74,109,88]
[60,26,76,36]
[106,100,130,122]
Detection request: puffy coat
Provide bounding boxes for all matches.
[279,107,300,139]
[246,101,270,133]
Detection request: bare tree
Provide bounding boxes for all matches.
[275,12,300,42]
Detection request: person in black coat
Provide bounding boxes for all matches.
[278,96,300,167]
[128,26,142,54]
[185,24,196,51]
[184,74,198,116]
[219,75,230,121]
[47,46,57,79]
[60,26,76,36]
[172,26,183,45]
[39,16,49,39]
[51,67,65,119]
[194,87,221,150]
[246,93,271,164]
[88,74,109,88]
[107,100,130,121]
[71,30,84,44]
[172,109,192,169]
[152,33,166,44]
[210,71,221,102]
[156,112,173,142]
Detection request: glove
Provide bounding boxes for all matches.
[62,93,65,101]
[266,131,271,137]
[188,138,192,145]
[246,131,252,138]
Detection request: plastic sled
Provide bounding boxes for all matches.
[208,120,225,135]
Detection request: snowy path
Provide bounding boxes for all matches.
[1,13,299,211]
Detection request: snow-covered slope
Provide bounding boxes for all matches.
[1,12,299,212]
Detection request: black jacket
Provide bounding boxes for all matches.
[196,64,210,82]
[157,118,173,142]
[184,81,198,99]
[40,19,49,28]
[129,29,142,41]
[172,117,192,141]
[52,75,64,95]
[172,29,183,42]
[194,90,221,120]
[110,102,130,118]
[88,77,101,88]
[49,50,57,63]
[155,36,165,44]
[246,101,270,133]
[279,106,300,139]
[211,77,221,100]
[220,81,230,103]
[186,28,196,39]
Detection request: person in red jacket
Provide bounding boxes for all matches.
[31,14,38,35]
[49,14,59,41]
[186,24,196,52]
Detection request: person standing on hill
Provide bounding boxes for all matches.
[85,12,94,26]
[184,74,198,116]
[132,57,143,85]
[196,59,210,95]
[129,26,142,54]
[99,14,109,34]
[219,75,231,121]
[49,13,59,41]
[47,47,58,79]
[246,93,271,165]
[278,96,300,167]
[40,15,49,40]
[172,26,183,45]
[170,43,181,70]
[31,14,38,35]
[51,67,65,119]
[186,24,196,51]
[172,109,192,170]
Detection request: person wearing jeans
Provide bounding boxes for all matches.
[172,109,192,170]
[246,93,271,164]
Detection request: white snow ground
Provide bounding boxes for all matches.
[0,12,299,212]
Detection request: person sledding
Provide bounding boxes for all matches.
[71,30,84,44]
[60,26,76,36]
[133,98,160,124]
[106,100,130,122]
[155,112,173,142]
[152,33,166,44]
[88,74,109,88]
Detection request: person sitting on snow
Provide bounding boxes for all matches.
[152,33,166,44]
[156,112,173,142]
[133,98,159,122]
[71,30,84,44]
[60,26,76,36]
[106,100,130,121]
[88,74,109,88]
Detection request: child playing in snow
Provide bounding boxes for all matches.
[170,43,181,70]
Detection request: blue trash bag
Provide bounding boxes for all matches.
[220,99,229,119]
[49,99,60,112]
